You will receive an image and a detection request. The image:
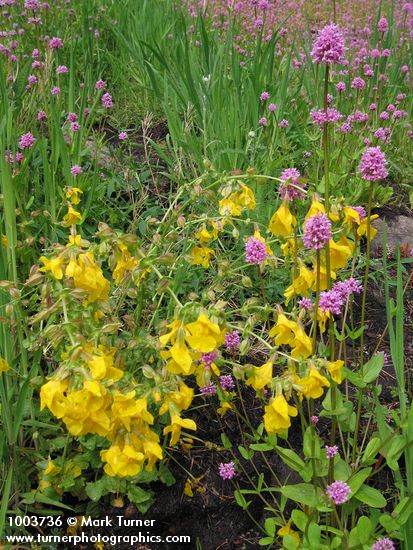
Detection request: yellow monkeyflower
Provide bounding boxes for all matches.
[66,187,83,205]
[0,357,10,373]
[326,359,344,384]
[101,443,145,477]
[264,394,298,435]
[66,252,110,303]
[268,202,296,237]
[219,194,243,216]
[245,360,273,391]
[238,184,256,210]
[312,263,336,291]
[163,414,197,446]
[195,226,212,243]
[63,205,82,226]
[190,245,215,269]
[66,234,83,248]
[111,393,153,432]
[357,215,379,240]
[159,382,194,416]
[185,314,225,352]
[217,401,233,416]
[284,263,314,304]
[280,239,297,256]
[305,196,325,218]
[40,379,69,418]
[298,367,330,399]
[328,236,353,270]
[269,313,297,347]
[39,255,64,280]
[112,244,139,284]
[290,325,313,359]
[278,520,300,545]
[44,457,61,476]
[343,206,361,227]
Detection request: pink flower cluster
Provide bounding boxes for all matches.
[303,213,332,250]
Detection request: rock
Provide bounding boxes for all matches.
[371,215,413,257]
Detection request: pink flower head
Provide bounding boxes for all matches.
[225,330,240,350]
[260,91,270,101]
[95,79,107,90]
[118,131,127,141]
[70,165,82,176]
[259,117,267,126]
[326,445,339,458]
[311,24,345,65]
[219,375,235,391]
[49,36,63,49]
[200,382,217,396]
[67,112,78,123]
[336,81,346,92]
[279,167,305,201]
[303,213,332,250]
[371,538,396,550]
[70,122,80,132]
[298,297,313,310]
[37,110,46,121]
[378,17,388,33]
[351,77,365,90]
[319,289,343,315]
[326,481,351,505]
[27,74,37,85]
[245,235,268,264]
[280,118,289,128]
[359,146,388,181]
[101,92,113,108]
[310,107,343,126]
[268,103,276,112]
[219,462,236,480]
[56,65,68,74]
[201,351,218,368]
[18,132,35,149]
[51,86,60,95]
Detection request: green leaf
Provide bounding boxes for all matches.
[348,468,372,494]
[357,516,373,544]
[250,443,274,451]
[259,536,275,546]
[291,510,309,532]
[303,427,321,459]
[238,445,254,460]
[275,446,306,474]
[158,463,176,486]
[234,490,250,510]
[221,433,232,449]
[280,484,323,507]
[355,485,387,508]
[307,523,321,546]
[342,367,366,389]
[362,437,382,465]
[264,517,277,537]
[127,485,153,505]
[86,479,106,502]
[361,353,384,384]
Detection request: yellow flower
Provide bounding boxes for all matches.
[217,401,233,416]
[328,236,353,270]
[63,205,82,226]
[326,359,344,384]
[163,414,197,446]
[195,227,212,243]
[269,313,297,347]
[290,325,313,359]
[238,184,256,210]
[264,394,298,435]
[245,361,273,391]
[190,246,215,268]
[357,215,379,240]
[66,234,83,248]
[159,383,194,415]
[284,263,314,304]
[298,367,330,399]
[1,234,8,247]
[0,357,10,373]
[185,314,225,352]
[111,393,153,432]
[278,520,300,545]
[87,350,123,381]
[101,443,145,477]
[66,187,83,205]
[112,245,138,284]
[40,379,69,418]
[343,206,361,227]
[44,458,61,476]
[306,197,325,218]
[39,255,64,280]
[66,252,110,303]
[219,194,243,216]
[280,239,297,256]
[312,263,336,291]
[142,438,163,471]
[62,380,111,436]
[195,357,220,388]
[268,202,296,237]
